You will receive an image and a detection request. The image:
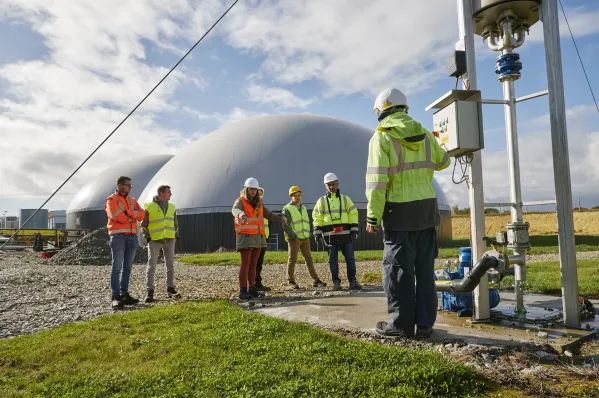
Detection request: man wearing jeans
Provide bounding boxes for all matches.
[313,173,362,291]
[105,176,145,308]
[141,185,181,302]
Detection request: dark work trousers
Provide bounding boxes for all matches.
[255,247,267,284]
[382,228,438,334]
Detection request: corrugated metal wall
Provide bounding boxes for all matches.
[176,208,452,253]
[66,210,107,230]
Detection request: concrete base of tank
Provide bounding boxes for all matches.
[254,291,598,353]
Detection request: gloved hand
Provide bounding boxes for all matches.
[351,231,358,241]
[142,230,151,242]
[175,233,179,240]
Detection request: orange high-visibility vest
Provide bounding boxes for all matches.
[234,197,266,236]
[105,192,145,235]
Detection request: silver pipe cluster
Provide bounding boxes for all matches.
[482,9,529,53]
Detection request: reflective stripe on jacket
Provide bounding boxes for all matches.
[312,192,358,237]
[282,202,310,241]
[144,201,176,240]
[105,192,145,235]
[365,111,450,230]
[234,197,266,236]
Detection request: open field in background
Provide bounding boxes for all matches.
[451,211,599,238]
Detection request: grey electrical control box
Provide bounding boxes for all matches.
[426,90,484,158]
[448,50,467,77]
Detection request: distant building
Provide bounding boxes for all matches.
[19,209,49,229]
[1,216,18,229]
[48,210,67,229]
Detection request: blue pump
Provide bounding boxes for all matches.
[440,247,501,317]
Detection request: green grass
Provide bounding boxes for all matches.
[360,259,599,297]
[0,301,489,397]
[179,234,599,266]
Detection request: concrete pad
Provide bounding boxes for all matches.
[255,291,597,352]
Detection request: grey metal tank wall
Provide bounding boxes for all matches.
[175,208,452,253]
[66,210,107,231]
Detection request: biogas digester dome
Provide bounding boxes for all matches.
[140,114,452,252]
[66,155,174,230]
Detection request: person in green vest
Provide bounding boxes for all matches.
[141,185,181,303]
[254,188,271,291]
[282,186,327,289]
[366,88,450,338]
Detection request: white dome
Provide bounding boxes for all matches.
[67,154,174,213]
[140,114,450,214]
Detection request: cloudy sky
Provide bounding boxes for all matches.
[1,0,599,217]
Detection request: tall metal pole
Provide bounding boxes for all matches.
[541,0,580,328]
[458,0,490,321]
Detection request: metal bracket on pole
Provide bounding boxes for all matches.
[516,90,549,103]
[480,99,509,105]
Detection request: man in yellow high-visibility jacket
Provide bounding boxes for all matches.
[366,88,450,338]
[141,185,181,303]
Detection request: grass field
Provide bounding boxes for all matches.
[0,301,489,397]
[178,234,599,266]
[452,211,599,238]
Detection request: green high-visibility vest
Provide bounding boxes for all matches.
[144,201,176,240]
[283,203,310,241]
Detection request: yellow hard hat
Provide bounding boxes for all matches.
[289,186,302,197]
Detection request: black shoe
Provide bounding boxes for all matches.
[239,287,253,300]
[332,281,342,291]
[416,325,433,338]
[167,286,181,299]
[249,286,265,298]
[349,279,363,290]
[144,290,154,303]
[312,280,327,288]
[285,281,300,289]
[375,321,413,338]
[120,292,140,305]
[255,282,271,291]
[111,295,123,308]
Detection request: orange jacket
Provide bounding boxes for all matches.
[234,197,266,236]
[105,191,145,235]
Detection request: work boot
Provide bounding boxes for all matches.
[249,286,265,298]
[332,281,342,291]
[120,292,140,305]
[349,279,363,290]
[111,295,124,309]
[255,282,271,291]
[239,287,253,300]
[144,289,154,303]
[312,280,327,288]
[375,321,413,338]
[416,325,433,339]
[285,281,300,290]
[167,286,182,299]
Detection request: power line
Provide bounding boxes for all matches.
[0,0,240,250]
[558,0,599,116]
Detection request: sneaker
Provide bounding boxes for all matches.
[249,286,265,298]
[239,287,253,300]
[144,290,154,303]
[167,286,182,299]
[120,292,139,305]
[332,281,342,291]
[286,281,300,289]
[255,282,271,292]
[349,280,363,290]
[375,321,413,338]
[111,295,123,308]
[312,280,327,288]
[416,325,433,338]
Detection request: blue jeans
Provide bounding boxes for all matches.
[382,228,438,333]
[328,243,357,283]
[110,234,138,297]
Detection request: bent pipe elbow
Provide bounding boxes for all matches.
[435,256,499,294]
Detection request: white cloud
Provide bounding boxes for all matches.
[0,0,226,203]
[222,0,460,97]
[528,5,599,43]
[437,104,599,209]
[183,106,270,126]
[244,82,315,109]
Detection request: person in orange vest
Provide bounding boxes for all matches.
[232,177,286,299]
[105,176,145,309]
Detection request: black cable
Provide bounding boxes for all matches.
[0,0,240,250]
[558,0,599,115]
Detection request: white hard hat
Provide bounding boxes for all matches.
[323,172,338,184]
[244,177,261,189]
[373,88,408,114]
